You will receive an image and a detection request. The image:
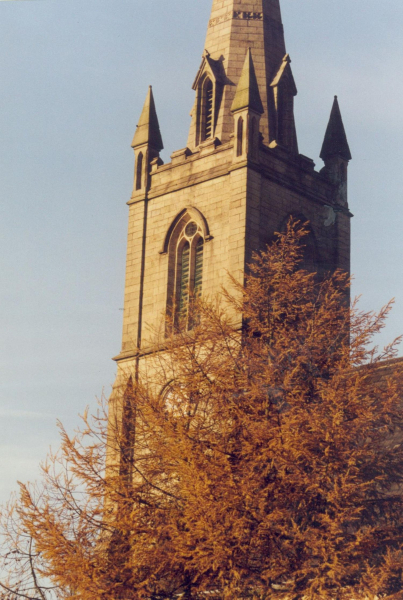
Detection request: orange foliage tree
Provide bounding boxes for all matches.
[2,222,403,600]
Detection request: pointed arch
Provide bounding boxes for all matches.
[191,51,225,147]
[163,208,210,332]
[160,206,211,255]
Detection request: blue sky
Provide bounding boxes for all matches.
[0,0,402,502]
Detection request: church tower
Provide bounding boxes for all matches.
[112,0,352,382]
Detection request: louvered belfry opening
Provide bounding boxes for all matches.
[194,238,204,297]
[188,237,204,330]
[204,79,213,140]
[171,220,205,331]
[178,242,190,322]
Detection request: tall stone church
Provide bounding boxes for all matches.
[111,0,352,391]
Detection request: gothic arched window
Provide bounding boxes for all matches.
[165,217,205,332]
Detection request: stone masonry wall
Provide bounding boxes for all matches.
[115,140,350,382]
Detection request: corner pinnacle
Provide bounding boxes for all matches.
[320,96,351,162]
[231,49,264,115]
[132,86,164,151]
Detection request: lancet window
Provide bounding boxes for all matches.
[135,152,143,191]
[236,117,244,156]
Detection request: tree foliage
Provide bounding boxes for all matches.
[2,222,403,600]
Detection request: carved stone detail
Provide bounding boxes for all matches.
[209,10,263,27]
[233,11,263,21]
[208,11,232,27]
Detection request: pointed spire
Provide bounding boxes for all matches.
[132,86,163,151]
[320,96,351,162]
[231,49,264,115]
[188,0,289,148]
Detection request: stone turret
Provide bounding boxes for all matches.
[231,48,264,161]
[132,86,163,196]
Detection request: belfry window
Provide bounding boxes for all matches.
[205,80,213,139]
[201,78,214,141]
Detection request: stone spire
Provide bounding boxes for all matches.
[188,0,295,149]
[320,96,351,162]
[132,86,163,152]
[231,48,264,115]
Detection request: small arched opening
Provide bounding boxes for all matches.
[135,152,143,191]
[237,116,244,157]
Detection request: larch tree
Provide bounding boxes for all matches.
[2,221,403,600]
